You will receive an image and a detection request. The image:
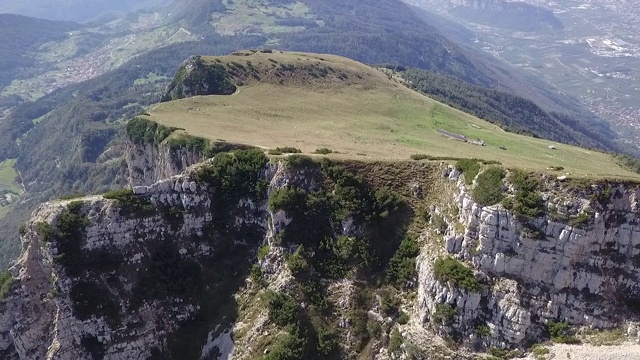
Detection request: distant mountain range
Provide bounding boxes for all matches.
[450,0,563,32]
[0,0,171,22]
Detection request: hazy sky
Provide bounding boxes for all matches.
[0,0,173,22]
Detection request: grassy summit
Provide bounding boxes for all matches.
[144,50,638,179]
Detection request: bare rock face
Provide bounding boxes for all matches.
[161,56,237,102]
[0,154,291,359]
[417,176,640,348]
[126,141,203,188]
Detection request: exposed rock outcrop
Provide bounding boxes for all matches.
[161,55,236,102]
[418,170,640,348]
[126,140,202,187]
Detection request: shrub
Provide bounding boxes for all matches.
[433,257,482,292]
[314,148,333,155]
[315,324,338,356]
[367,317,382,337]
[0,271,15,299]
[388,328,403,353]
[386,236,420,287]
[264,326,307,360]
[547,321,579,344]
[52,203,90,276]
[103,188,153,214]
[257,245,270,260]
[531,344,550,359]
[36,222,55,242]
[431,213,448,233]
[286,246,309,276]
[195,149,268,226]
[166,134,209,151]
[504,170,543,219]
[432,303,457,324]
[472,167,505,206]
[268,187,307,212]
[268,147,302,155]
[456,158,481,185]
[250,264,263,283]
[285,154,316,169]
[126,117,175,145]
[397,311,409,325]
[476,324,491,337]
[379,287,400,316]
[265,291,299,327]
[568,212,591,228]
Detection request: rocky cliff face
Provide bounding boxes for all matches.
[126,139,203,187]
[161,55,237,102]
[0,150,275,359]
[4,151,640,359]
[417,168,640,349]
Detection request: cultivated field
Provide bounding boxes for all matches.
[146,51,639,180]
[0,159,21,219]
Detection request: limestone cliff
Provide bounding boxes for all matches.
[4,153,640,359]
[0,150,273,360]
[126,139,203,187]
[417,166,640,350]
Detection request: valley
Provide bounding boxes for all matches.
[1,12,195,102]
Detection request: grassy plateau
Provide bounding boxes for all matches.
[144,50,639,180]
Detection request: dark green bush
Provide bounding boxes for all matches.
[547,321,580,344]
[265,291,299,327]
[103,188,153,215]
[568,212,591,228]
[456,159,481,185]
[397,311,409,325]
[472,167,505,206]
[386,236,420,287]
[52,202,90,276]
[250,264,263,283]
[476,324,490,337]
[504,170,543,219]
[166,134,209,151]
[0,271,15,299]
[36,222,55,242]
[268,187,307,213]
[285,154,316,169]
[388,328,403,353]
[379,287,400,317]
[431,213,448,233]
[269,147,302,155]
[257,244,270,260]
[432,303,458,324]
[314,148,333,155]
[286,246,309,276]
[264,326,307,360]
[315,324,338,356]
[433,257,482,292]
[126,117,175,145]
[196,149,268,202]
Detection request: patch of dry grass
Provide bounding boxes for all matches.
[147,51,640,181]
